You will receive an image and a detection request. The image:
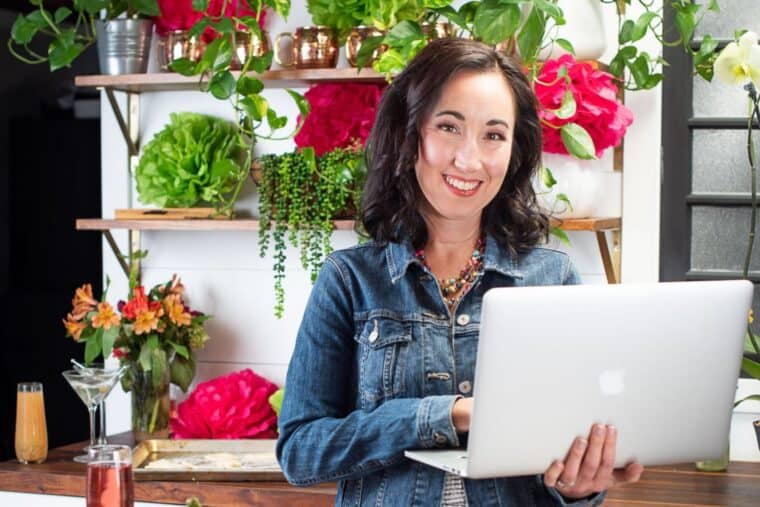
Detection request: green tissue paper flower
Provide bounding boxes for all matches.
[135,112,248,209]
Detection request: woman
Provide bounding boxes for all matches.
[276,38,643,506]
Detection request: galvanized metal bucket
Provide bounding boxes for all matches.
[96,19,154,75]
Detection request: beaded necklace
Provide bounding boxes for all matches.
[415,237,485,308]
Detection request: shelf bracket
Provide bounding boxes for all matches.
[596,230,619,284]
[103,87,139,157]
[102,230,130,278]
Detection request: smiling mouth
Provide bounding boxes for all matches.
[444,174,482,192]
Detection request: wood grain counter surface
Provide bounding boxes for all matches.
[1,434,758,505]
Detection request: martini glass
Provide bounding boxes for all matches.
[62,367,125,463]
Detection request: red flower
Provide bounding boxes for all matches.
[295,83,387,156]
[120,286,148,320]
[170,369,279,439]
[156,0,268,39]
[156,0,203,36]
[534,54,633,157]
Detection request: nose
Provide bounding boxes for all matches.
[453,137,482,172]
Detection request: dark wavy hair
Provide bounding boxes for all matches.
[360,38,548,256]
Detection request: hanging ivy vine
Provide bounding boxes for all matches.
[257,146,365,317]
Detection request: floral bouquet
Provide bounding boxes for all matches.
[63,271,212,440]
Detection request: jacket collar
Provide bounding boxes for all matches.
[385,232,523,284]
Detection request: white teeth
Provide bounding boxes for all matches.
[445,175,479,191]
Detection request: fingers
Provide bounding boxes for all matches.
[557,435,589,487]
[613,461,644,485]
[547,425,643,500]
[594,425,617,485]
[575,424,606,485]
[542,460,565,488]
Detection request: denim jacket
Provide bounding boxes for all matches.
[277,234,605,507]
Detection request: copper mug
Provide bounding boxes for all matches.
[345,25,385,67]
[274,26,338,69]
[231,30,272,70]
[156,30,204,72]
[421,22,456,41]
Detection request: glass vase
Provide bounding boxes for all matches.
[130,361,171,442]
[695,440,729,472]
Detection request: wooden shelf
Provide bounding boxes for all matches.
[75,68,386,92]
[76,217,620,232]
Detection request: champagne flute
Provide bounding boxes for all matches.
[62,367,125,463]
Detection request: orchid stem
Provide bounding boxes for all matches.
[747,89,760,355]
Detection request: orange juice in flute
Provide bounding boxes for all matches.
[15,382,48,464]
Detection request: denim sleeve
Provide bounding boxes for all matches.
[276,257,461,486]
[562,256,582,286]
[545,483,606,506]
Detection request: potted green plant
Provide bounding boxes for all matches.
[8,0,160,73]
[257,146,365,318]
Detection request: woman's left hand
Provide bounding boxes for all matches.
[542,424,644,500]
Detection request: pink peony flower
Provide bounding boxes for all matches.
[156,0,268,39]
[170,369,279,439]
[534,54,633,157]
[156,0,203,36]
[294,83,387,156]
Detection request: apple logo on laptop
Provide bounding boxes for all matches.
[599,369,625,396]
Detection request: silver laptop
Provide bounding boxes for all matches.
[404,280,752,478]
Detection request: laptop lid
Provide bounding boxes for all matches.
[464,280,752,479]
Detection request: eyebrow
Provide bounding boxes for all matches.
[435,110,510,129]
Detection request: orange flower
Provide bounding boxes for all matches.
[169,274,185,295]
[165,294,191,326]
[63,314,86,340]
[122,286,148,320]
[158,274,185,296]
[70,283,97,320]
[134,309,159,335]
[92,302,121,330]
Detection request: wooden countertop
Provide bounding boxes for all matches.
[1,434,758,506]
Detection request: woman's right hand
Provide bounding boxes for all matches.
[452,397,474,432]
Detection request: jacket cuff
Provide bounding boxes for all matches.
[546,485,607,506]
[416,395,462,448]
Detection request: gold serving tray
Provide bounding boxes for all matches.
[132,439,284,482]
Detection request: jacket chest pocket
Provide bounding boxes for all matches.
[355,317,413,406]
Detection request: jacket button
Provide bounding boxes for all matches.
[456,314,470,326]
[368,330,378,343]
[458,380,472,394]
[434,432,447,445]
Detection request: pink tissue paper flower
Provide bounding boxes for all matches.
[534,54,633,157]
[171,368,279,439]
[294,83,386,156]
[156,0,267,38]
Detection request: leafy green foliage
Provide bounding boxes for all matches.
[135,112,248,209]
[307,0,372,39]
[258,147,365,317]
[8,0,158,70]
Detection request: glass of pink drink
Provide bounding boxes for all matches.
[86,444,134,507]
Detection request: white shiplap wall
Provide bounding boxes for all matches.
[99,2,758,461]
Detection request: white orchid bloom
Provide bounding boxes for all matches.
[714,31,760,87]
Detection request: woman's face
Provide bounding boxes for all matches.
[415,69,516,226]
